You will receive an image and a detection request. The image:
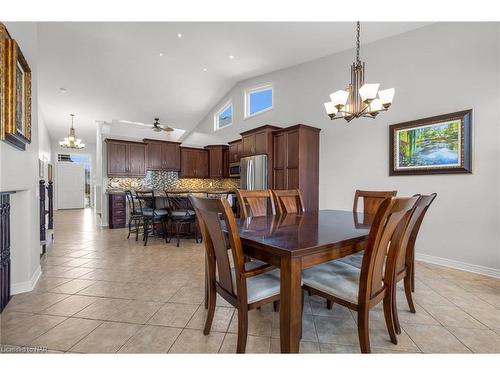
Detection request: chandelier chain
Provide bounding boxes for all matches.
[356,21,361,64]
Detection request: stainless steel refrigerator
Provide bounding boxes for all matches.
[240,154,268,190]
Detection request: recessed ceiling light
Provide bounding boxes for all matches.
[59,87,67,93]
[177,33,182,38]
[159,52,164,57]
[203,68,208,72]
[228,55,235,60]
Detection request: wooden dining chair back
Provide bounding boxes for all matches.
[385,193,436,336]
[189,195,280,353]
[271,189,305,215]
[236,189,276,219]
[353,190,397,214]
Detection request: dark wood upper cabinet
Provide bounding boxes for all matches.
[205,145,228,178]
[273,124,320,212]
[143,139,181,171]
[241,125,280,157]
[180,147,209,178]
[106,139,146,177]
[228,139,243,163]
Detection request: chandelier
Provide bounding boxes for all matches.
[324,22,395,122]
[59,114,85,149]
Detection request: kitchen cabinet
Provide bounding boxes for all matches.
[228,139,243,163]
[205,145,229,178]
[180,147,209,178]
[108,193,126,229]
[143,139,181,171]
[106,139,146,177]
[273,124,320,212]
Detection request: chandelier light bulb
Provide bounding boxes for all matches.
[378,88,395,107]
[368,98,383,114]
[359,83,380,103]
[324,102,338,116]
[329,90,350,109]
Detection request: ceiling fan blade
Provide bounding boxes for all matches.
[162,126,174,132]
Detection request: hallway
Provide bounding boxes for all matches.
[1,209,500,353]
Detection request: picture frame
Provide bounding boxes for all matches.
[389,109,472,176]
[0,23,10,141]
[4,37,32,150]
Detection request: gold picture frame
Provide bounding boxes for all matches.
[0,22,10,141]
[4,37,32,150]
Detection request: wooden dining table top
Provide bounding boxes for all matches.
[234,209,373,257]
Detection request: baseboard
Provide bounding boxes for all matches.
[11,266,42,295]
[416,253,500,279]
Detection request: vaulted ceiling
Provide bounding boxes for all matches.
[38,22,430,143]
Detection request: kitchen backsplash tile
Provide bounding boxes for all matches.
[108,171,239,191]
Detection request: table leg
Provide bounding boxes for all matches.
[280,256,302,353]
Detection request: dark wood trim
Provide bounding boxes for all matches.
[228,139,242,145]
[39,180,46,243]
[142,138,181,145]
[179,146,206,151]
[239,124,281,136]
[389,109,473,176]
[272,124,321,135]
[47,181,54,230]
[204,145,229,149]
[104,138,146,145]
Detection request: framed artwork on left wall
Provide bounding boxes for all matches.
[1,22,32,150]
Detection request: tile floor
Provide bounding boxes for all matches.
[1,208,500,354]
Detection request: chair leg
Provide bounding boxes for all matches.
[176,222,181,247]
[236,306,248,354]
[357,308,371,354]
[411,261,415,293]
[384,293,398,344]
[326,299,333,310]
[404,274,416,314]
[203,280,216,335]
[135,219,140,241]
[143,220,149,246]
[127,218,132,239]
[162,219,168,243]
[273,301,280,312]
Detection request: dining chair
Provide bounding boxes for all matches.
[189,195,281,353]
[165,191,199,247]
[236,189,276,219]
[353,189,398,214]
[271,189,305,216]
[136,190,169,246]
[386,193,437,337]
[125,190,144,241]
[302,196,418,353]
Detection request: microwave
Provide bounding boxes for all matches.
[229,162,240,178]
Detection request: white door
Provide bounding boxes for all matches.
[56,162,85,209]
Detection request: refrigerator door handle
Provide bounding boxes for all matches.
[248,159,253,190]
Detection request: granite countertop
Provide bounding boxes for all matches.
[106,188,237,195]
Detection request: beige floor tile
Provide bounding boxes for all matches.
[74,298,131,320]
[1,314,66,346]
[169,285,205,304]
[106,300,163,324]
[422,303,486,329]
[319,342,361,353]
[70,321,141,353]
[272,313,318,342]
[33,277,72,292]
[148,302,198,328]
[220,333,271,353]
[4,292,69,314]
[313,315,358,345]
[31,318,102,351]
[403,324,472,353]
[447,327,500,353]
[186,305,234,332]
[42,295,98,317]
[169,328,225,353]
[50,279,96,294]
[228,306,274,337]
[118,325,182,353]
[367,318,419,352]
[270,339,321,353]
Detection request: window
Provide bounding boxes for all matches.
[214,101,233,130]
[245,83,273,118]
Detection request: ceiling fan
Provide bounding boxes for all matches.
[152,118,174,132]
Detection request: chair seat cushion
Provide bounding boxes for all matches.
[229,260,281,304]
[142,209,169,217]
[337,251,363,269]
[170,209,196,219]
[302,261,360,304]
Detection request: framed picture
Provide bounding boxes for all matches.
[0,23,10,141]
[389,109,472,176]
[4,38,32,150]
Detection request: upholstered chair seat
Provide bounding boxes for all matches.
[170,209,196,218]
[142,209,169,217]
[337,251,364,269]
[302,261,361,304]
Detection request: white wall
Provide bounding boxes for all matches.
[0,22,42,292]
[184,22,500,274]
[38,108,52,180]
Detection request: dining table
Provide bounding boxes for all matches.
[233,209,373,353]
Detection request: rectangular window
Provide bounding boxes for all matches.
[245,83,273,118]
[214,101,233,130]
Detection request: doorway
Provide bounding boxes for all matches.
[56,153,91,209]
